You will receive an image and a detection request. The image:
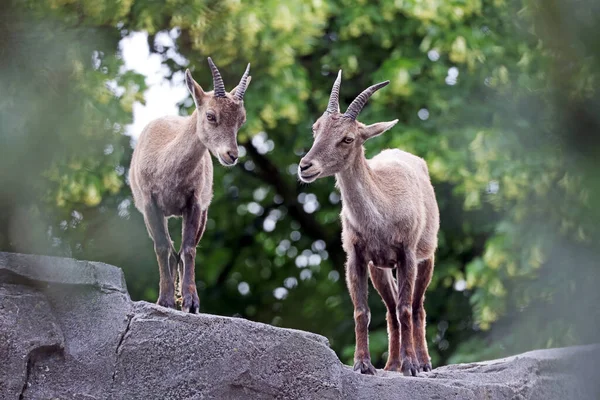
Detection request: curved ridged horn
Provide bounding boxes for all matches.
[234,63,251,100]
[207,57,226,97]
[326,70,342,113]
[344,80,390,120]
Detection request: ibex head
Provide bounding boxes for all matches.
[298,70,398,182]
[185,57,251,166]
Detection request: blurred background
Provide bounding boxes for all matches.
[1,0,599,368]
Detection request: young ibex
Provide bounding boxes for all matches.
[298,71,439,376]
[129,58,251,313]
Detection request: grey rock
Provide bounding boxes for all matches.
[0,252,132,400]
[0,252,127,293]
[0,251,598,400]
[0,283,64,399]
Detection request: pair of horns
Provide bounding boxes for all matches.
[207,57,250,100]
[326,70,389,120]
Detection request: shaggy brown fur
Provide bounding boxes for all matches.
[299,71,439,376]
[129,60,250,313]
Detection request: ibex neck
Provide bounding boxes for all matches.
[169,110,207,163]
[336,149,383,221]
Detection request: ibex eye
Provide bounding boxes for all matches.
[206,113,216,122]
[342,137,354,144]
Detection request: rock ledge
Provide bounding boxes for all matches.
[0,252,598,399]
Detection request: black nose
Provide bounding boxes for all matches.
[299,162,313,172]
[227,151,238,163]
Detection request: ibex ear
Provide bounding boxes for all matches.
[230,75,252,97]
[359,119,399,141]
[185,69,206,108]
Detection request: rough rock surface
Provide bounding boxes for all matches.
[0,252,598,400]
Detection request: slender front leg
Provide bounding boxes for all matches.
[368,262,401,372]
[180,202,205,313]
[397,246,419,376]
[177,209,207,300]
[346,244,375,375]
[413,256,434,372]
[143,200,176,309]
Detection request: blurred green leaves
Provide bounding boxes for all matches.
[2,0,599,368]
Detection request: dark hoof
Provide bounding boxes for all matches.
[383,360,402,372]
[417,352,432,372]
[156,295,176,309]
[181,291,200,314]
[353,359,377,375]
[402,356,419,377]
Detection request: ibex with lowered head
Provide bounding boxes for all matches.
[129,58,251,313]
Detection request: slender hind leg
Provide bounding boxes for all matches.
[397,246,419,376]
[413,256,434,372]
[368,263,401,371]
[143,200,176,309]
[167,233,180,303]
[179,203,207,313]
[195,209,208,244]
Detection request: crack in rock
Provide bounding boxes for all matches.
[111,313,134,383]
[19,344,64,400]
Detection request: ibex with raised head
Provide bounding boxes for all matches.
[298,71,439,376]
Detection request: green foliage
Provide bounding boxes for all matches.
[2,0,599,368]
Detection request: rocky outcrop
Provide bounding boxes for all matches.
[0,252,598,399]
